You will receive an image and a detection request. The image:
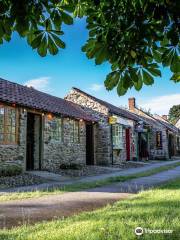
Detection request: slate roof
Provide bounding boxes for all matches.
[153,114,179,133]
[0,78,96,122]
[72,87,140,122]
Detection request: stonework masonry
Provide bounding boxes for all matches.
[129,108,169,159]
[65,89,137,165]
[42,117,86,171]
[0,107,26,167]
[0,105,86,172]
[65,89,112,165]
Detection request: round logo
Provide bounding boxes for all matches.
[135,227,143,236]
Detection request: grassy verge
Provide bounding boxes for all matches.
[0,178,180,240]
[0,161,180,202]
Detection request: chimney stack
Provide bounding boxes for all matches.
[128,98,136,110]
[162,115,168,121]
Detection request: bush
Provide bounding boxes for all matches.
[59,163,83,170]
[0,164,22,177]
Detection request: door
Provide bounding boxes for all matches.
[126,128,130,161]
[168,134,174,159]
[138,132,149,160]
[86,123,94,165]
[26,112,42,170]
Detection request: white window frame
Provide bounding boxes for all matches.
[112,124,124,149]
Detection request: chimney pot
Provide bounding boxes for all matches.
[128,98,136,110]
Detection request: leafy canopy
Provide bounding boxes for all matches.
[0,0,179,95]
[169,104,180,124]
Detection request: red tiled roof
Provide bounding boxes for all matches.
[72,87,140,121]
[0,78,96,122]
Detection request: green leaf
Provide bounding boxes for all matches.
[45,19,52,30]
[37,36,47,57]
[31,33,43,49]
[142,70,154,85]
[160,36,169,47]
[95,46,108,65]
[48,36,58,55]
[170,72,180,82]
[117,77,128,96]
[61,11,73,25]
[147,68,161,77]
[52,10,62,28]
[162,48,174,67]
[129,68,138,82]
[130,50,136,58]
[51,33,66,49]
[171,54,180,73]
[123,72,132,89]
[104,71,120,90]
[134,72,143,91]
[152,49,162,63]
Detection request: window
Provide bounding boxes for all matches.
[112,124,123,149]
[70,120,80,143]
[0,106,19,144]
[45,116,63,142]
[156,131,162,149]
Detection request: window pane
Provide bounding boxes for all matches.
[45,116,62,142]
[112,124,123,148]
[0,107,18,144]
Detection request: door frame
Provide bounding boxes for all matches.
[26,111,42,171]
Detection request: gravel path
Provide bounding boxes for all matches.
[1,159,180,194]
[0,165,180,229]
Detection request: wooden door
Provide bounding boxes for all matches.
[26,112,35,170]
[126,128,130,161]
[86,123,94,165]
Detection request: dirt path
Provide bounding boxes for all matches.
[0,166,180,229]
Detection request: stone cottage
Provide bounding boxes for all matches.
[0,78,96,171]
[66,88,180,162]
[1,78,179,172]
[65,88,143,165]
[128,98,180,159]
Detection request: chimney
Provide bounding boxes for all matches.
[162,115,168,121]
[128,97,136,110]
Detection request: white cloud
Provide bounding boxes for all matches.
[24,77,51,91]
[89,83,104,92]
[140,94,180,115]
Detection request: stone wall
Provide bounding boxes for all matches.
[0,107,26,167]
[130,108,169,159]
[65,89,112,165]
[42,117,86,171]
[149,128,169,159]
[65,89,138,165]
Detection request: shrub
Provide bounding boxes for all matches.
[0,164,22,177]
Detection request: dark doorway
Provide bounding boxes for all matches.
[168,134,174,159]
[126,128,130,161]
[26,112,42,170]
[138,132,149,160]
[86,123,94,165]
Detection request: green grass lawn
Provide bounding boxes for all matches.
[0,161,180,202]
[0,178,180,240]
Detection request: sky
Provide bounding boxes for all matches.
[0,18,180,115]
